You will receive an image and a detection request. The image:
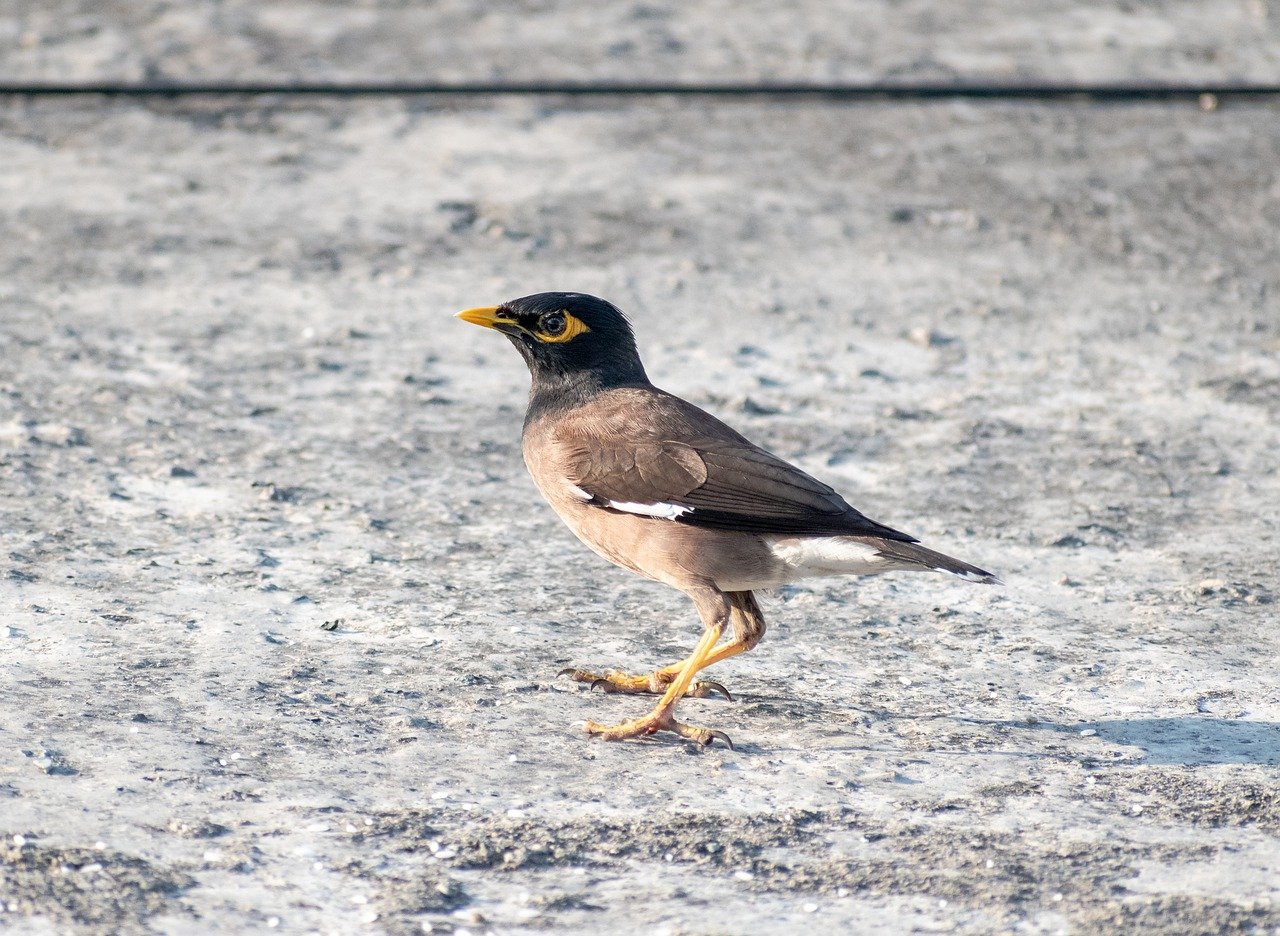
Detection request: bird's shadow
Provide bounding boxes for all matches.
[674,715,1280,764]
[754,701,1280,765]
[1026,717,1280,767]
[900,713,1280,767]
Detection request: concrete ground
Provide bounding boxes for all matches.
[2,6,1280,936]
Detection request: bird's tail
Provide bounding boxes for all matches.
[870,539,1001,585]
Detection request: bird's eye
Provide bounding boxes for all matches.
[531,310,589,343]
[541,312,567,336]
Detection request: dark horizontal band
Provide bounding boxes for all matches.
[2,82,1278,100]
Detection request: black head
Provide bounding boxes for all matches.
[456,292,649,392]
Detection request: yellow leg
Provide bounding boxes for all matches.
[560,591,765,704]
[583,621,732,747]
[681,590,764,675]
[684,638,752,671]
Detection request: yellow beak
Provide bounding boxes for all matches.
[455,306,503,329]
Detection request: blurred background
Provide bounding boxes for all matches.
[2,4,1280,935]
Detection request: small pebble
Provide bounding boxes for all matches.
[906,326,954,348]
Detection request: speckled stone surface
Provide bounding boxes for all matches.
[1,87,1279,934]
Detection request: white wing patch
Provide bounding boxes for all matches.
[563,483,690,519]
[606,500,692,520]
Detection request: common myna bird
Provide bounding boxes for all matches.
[457,292,997,748]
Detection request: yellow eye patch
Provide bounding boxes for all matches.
[535,311,591,344]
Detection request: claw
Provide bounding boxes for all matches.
[704,730,735,750]
[687,680,733,702]
[670,720,734,749]
[589,678,617,693]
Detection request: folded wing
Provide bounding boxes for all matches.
[555,389,916,542]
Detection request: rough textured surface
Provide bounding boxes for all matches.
[1,93,1279,933]
[2,1,1279,86]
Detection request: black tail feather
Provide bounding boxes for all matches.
[872,540,1001,584]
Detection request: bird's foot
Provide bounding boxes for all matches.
[583,707,733,749]
[558,667,731,700]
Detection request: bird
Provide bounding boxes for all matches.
[457,292,997,748]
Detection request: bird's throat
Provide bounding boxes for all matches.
[524,368,646,429]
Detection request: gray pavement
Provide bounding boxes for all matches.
[2,6,1280,936]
